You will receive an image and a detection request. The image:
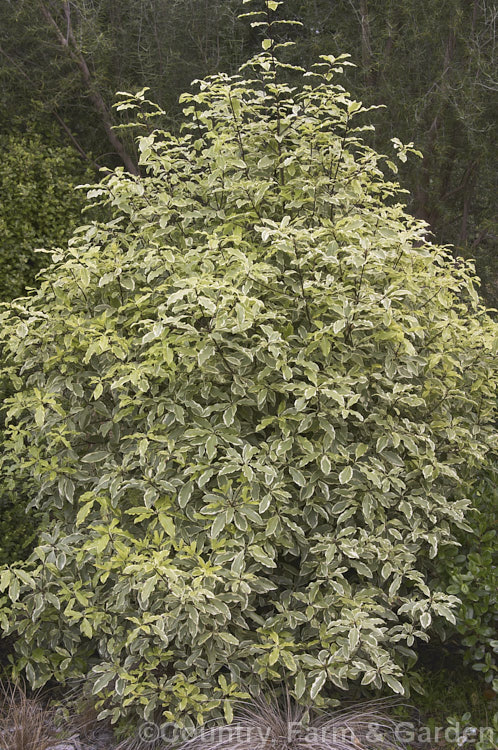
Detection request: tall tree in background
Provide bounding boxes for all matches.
[0,0,245,170]
[36,0,139,174]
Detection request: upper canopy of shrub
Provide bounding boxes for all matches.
[0,0,496,730]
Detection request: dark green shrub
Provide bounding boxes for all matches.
[0,1,496,729]
[0,495,41,568]
[433,463,498,692]
[0,133,93,302]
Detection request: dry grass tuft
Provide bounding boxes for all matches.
[0,682,409,750]
[0,680,117,750]
[179,696,408,750]
[0,681,59,750]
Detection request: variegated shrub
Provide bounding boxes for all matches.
[0,0,496,731]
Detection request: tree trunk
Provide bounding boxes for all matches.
[359,0,375,87]
[414,27,456,225]
[39,0,138,175]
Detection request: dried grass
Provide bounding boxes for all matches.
[0,681,59,750]
[0,680,117,750]
[1,682,410,750]
[179,696,408,750]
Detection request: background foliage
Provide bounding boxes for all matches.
[0,133,91,302]
[433,464,498,692]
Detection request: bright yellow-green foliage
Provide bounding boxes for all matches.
[0,133,91,302]
[0,5,496,730]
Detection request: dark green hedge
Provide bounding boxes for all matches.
[0,133,93,565]
[0,133,93,302]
